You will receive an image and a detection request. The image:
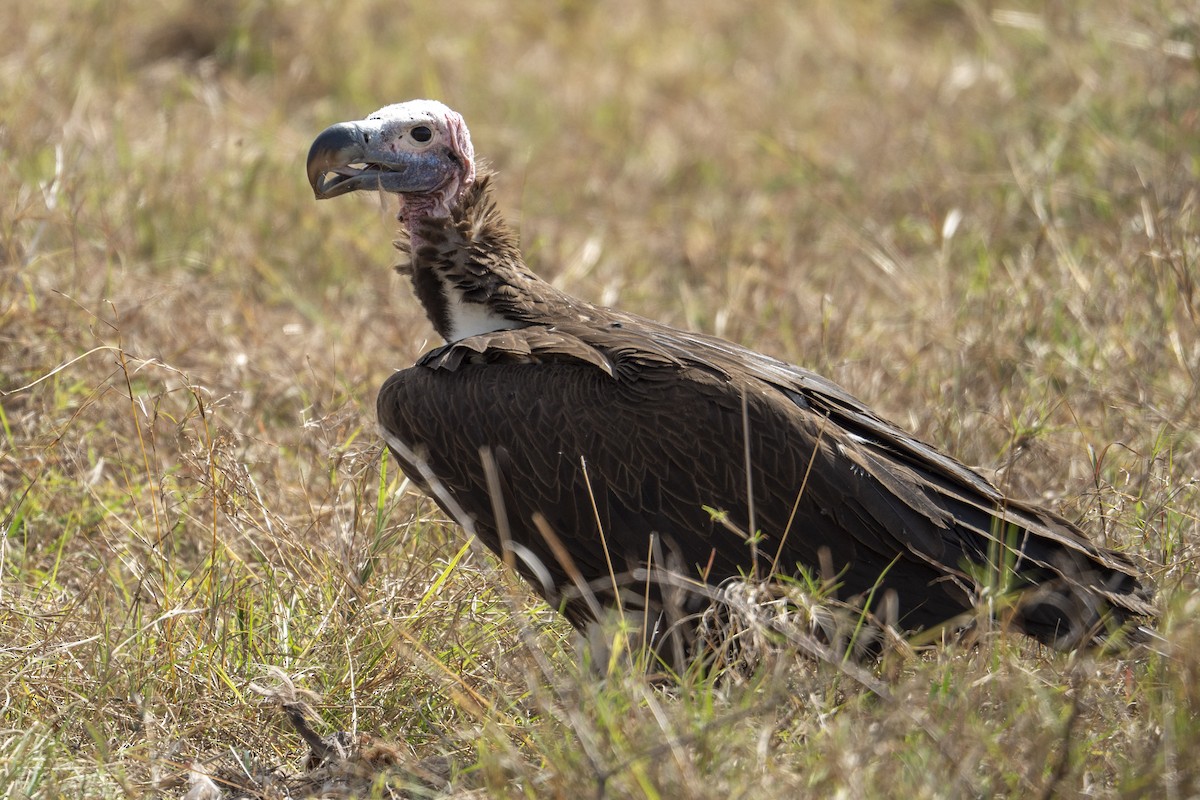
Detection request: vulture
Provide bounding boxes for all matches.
[306,99,1154,664]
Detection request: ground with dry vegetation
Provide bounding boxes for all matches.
[2,1,1198,797]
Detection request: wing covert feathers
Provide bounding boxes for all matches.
[377,174,1154,658]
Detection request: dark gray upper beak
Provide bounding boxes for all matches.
[306,120,451,200]
[307,122,368,199]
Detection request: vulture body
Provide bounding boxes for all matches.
[307,100,1154,662]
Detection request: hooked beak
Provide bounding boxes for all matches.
[306,120,450,200]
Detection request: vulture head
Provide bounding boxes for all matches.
[306,99,476,223]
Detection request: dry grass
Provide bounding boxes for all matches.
[2,0,1199,797]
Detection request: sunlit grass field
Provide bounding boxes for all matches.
[2,1,1198,796]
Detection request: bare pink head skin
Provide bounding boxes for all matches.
[306,99,476,227]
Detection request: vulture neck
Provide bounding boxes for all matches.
[397,175,578,343]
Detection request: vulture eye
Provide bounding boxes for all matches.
[410,125,433,143]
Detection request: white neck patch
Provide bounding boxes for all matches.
[441,278,523,342]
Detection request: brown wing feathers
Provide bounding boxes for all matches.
[375,172,1154,653]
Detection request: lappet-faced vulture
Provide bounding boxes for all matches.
[307,100,1155,666]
